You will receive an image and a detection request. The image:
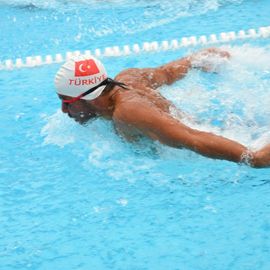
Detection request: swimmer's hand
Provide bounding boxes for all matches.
[189,47,231,72]
[197,47,231,59]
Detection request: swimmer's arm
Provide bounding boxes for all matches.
[126,57,192,89]
[113,103,249,164]
[139,48,231,88]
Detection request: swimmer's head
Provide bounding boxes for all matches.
[55,55,128,124]
[55,55,108,102]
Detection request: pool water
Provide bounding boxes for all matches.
[1,0,270,269]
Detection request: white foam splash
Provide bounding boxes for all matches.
[40,109,155,181]
[40,110,77,147]
[161,44,270,149]
[40,109,117,148]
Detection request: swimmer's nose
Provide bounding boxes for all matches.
[61,101,68,113]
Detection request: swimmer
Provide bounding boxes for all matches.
[55,48,270,168]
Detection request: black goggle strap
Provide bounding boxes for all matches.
[63,78,128,104]
[106,78,129,90]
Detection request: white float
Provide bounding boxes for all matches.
[1,26,270,70]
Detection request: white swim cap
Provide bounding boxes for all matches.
[55,55,108,100]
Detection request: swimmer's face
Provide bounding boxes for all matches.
[59,94,97,124]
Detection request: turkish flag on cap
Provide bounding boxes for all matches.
[74,59,100,77]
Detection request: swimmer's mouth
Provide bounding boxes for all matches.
[68,112,97,124]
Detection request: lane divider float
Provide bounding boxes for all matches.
[1,26,270,71]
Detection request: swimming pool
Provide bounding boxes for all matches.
[1,0,270,269]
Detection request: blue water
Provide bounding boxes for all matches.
[1,0,270,269]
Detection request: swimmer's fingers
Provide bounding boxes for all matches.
[189,47,231,73]
[198,47,231,59]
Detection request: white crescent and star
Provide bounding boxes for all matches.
[78,63,89,73]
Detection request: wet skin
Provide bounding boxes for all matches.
[58,48,270,168]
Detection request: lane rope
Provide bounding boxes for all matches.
[1,26,270,71]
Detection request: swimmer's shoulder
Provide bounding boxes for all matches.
[115,67,157,89]
[115,68,141,81]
